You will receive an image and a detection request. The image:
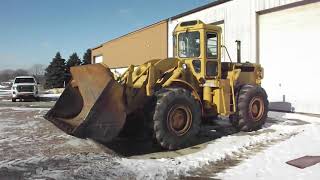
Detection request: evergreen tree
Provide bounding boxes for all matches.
[82,49,92,65]
[65,53,81,82]
[44,52,66,89]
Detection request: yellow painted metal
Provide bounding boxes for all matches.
[228,68,241,112]
[203,86,212,106]
[167,79,202,101]
[212,79,230,115]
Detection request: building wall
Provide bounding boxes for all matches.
[168,0,304,63]
[92,21,168,68]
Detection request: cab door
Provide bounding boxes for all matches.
[206,30,230,115]
[205,31,221,79]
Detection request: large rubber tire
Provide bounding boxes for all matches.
[153,88,201,150]
[230,84,269,131]
[12,98,16,102]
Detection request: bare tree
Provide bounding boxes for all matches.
[14,69,29,77]
[29,64,46,85]
[29,64,45,77]
[0,69,29,82]
[0,70,13,82]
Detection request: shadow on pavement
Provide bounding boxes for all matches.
[102,113,308,158]
[103,119,239,157]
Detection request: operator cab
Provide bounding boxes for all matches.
[173,20,222,81]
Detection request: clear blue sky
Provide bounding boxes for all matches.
[0,0,214,70]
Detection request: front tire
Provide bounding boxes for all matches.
[153,88,201,150]
[230,84,269,131]
[12,98,16,102]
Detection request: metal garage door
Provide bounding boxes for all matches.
[259,2,320,114]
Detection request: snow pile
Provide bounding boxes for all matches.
[119,112,320,179]
[217,113,320,180]
[44,88,64,94]
[39,93,61,98]
[0,89,11,98]
[39,88,62,99]
[0,83,11,98]
[0,85,8,89]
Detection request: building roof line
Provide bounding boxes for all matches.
[171,0,232,20]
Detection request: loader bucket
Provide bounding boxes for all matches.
[44,64,126,143]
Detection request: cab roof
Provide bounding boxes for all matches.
[174,20,222,33]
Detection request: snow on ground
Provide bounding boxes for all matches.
[44,88,64,94]
[39,93,61,98]
[0,103,319,179]
[216,113,320,180]
[119,112,320,179]
[0,85,8,88]
[0,90,60,101]
[0,106,50,113]
[0,90,11,98]
[0,106,134,179]
[0,89,11,93]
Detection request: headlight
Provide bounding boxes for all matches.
[182,63,187,70]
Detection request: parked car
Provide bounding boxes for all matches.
[11,76,39,102]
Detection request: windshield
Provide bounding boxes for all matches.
[178,31,200,58]
[15,78,35,83]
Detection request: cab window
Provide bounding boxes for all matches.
[178,31,200,58]
[207,33,218,59]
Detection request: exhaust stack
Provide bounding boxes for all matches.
[235,40,241,63]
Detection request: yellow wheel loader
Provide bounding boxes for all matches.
[45,20,269,150]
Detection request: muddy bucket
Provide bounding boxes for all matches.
[44,64,126,143]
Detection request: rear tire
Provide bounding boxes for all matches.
[153,88,201,150]
[230,84,269,131]
[12,98,16,102]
